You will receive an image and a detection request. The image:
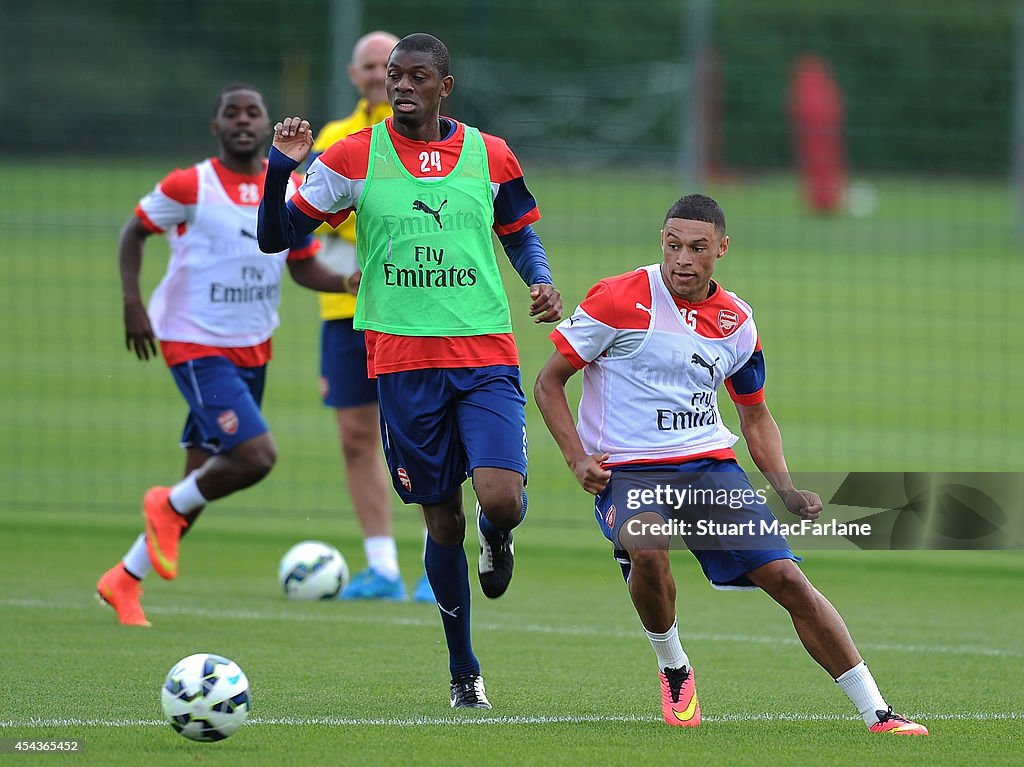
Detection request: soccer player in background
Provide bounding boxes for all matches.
[533,194,928,735]
[258,33,562,709]
[96,85,350,627]
[309,30,434,604]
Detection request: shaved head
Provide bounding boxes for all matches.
[352,30,399,66]
[349,30,399,108]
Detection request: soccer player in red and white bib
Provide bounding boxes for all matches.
[535,194,927,735]
[96,85,349,628]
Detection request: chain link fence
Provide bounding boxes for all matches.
[2,0,1020,522]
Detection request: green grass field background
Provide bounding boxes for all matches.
[1,160,1021,765]
[2,161,1022,515]
[1,510,1021,765]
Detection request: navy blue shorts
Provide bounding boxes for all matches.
[594,458,799,590]
[376,365,528,505]
[170,357,268,455]
[320,318,378,409]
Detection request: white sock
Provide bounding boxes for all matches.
[836,661,888,726]
[122,533,152,580]
[644,618,689,671]
[364,536,400,581]
[168,473,207,515]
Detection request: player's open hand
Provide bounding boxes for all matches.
[124,298,157,360]
[529,283,562,324]
[782,489,823,521]
[573,452,611,494]
[272,117,314,164]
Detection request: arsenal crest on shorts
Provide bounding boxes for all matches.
[397,467,412,492]
[717,310,739,335]
[217,409,239,435]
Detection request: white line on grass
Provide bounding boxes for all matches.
[2,597,1020,659]
[0,712,1021,729]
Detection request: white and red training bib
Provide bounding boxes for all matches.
[138,159,305,349]
[550,265,765,466]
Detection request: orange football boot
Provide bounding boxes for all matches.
[95,564,150,627]
[870,707,929,735]
[143,486,188,580]
[660,666,701,727]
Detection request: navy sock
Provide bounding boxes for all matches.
[478,490,528,538]
[424,536,479,678]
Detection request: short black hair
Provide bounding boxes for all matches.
[392,33,450,77]
[213,83,264,116]
[664,194,726,234]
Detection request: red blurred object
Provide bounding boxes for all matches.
[788,56,846,213]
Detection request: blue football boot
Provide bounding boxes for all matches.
[339,567,407,601]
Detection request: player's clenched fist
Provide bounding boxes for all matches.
[272,117,314,163]
[781,489,824,521]
[573,452,612,495]
[529,283,563,324]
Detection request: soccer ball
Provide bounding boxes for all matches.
[161,653,250,742]
[278,540,349,600]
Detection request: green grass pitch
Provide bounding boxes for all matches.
[0,159,1022,764]
[1,511,1022,765]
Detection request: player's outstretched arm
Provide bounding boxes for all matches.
[118,216,158,361]
[534,351,611,494]
[735,401,822,520]
[286,258,357,294]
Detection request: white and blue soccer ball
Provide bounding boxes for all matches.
[161,653,251,742]
[278,540,349,600]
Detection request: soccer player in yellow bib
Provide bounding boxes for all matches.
[310,31,433,603]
